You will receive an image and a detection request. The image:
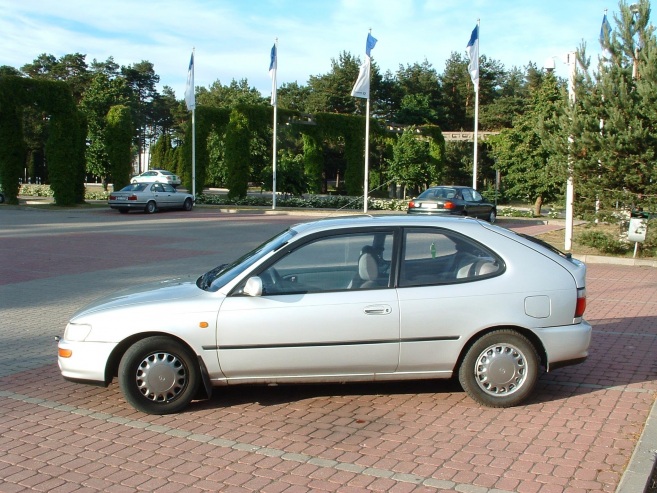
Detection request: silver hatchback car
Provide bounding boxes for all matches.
[58,215,591,414]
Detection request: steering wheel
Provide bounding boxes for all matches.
[260,267,283,293]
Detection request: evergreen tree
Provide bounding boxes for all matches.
[489,73,566,215]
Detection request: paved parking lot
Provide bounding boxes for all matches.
[0,206,655,493]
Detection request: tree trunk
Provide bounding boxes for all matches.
[533,196,543,217]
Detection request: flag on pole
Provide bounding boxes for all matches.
[269,43,277,106]
[351,33,377,99]
[184,52,195,111]
[365,32,377,56]
[599,13,611,44]
[466,25,479,88]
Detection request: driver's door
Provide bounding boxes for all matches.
[215,231,400,379]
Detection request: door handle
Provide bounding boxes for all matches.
[364,304,392,315]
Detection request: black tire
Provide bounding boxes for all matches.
[118,208,129,214]
[0,193,5,204]
[458,329,539,408]
[183,198,193,211]
[145,201,156,214]
[488,209,496,223]
[118,336,200,414]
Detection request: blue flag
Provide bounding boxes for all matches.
[599,14,611,44]
[184,52,195,111]
[466,25,479,87]
[365,33,377,57]
[269,43,277,106]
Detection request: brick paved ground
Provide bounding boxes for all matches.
[0,207,655,492]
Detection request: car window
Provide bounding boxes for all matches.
[120,183,147,192]
[472,189,483,202]
[461,189,474,201]
[162,183,175,192]
[152,184,164,192]
[258,232,393,295]
[399,228,502,287]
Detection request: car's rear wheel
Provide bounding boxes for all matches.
[145,201,156,214]
[458,329,539,408]
[118,336,200,414]
[183,198,193,211]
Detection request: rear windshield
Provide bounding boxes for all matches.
[517,233,572,259]
[120,183,148,192]
[417,188,456,200]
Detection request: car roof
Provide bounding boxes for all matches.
[290,214,484,236]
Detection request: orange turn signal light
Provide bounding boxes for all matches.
[199,322,209,328]
[58,348,72,358]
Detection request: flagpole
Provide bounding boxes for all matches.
[270,39,278,210]
[364,92,370,214]
[191,48,196,198]
[472,19,480,191]
[192,107,196,197]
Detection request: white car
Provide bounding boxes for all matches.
[131,169,181,187]
[57,215,591,414]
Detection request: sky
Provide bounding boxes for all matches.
[0,0,616,101]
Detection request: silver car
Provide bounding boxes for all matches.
[108,182,194,214]
[57,215,591,414]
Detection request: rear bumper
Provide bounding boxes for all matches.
[534,320,592,371]
[109,202,146,209]
[406,210,457,216]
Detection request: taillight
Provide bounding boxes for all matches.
[575,288,586,318]
[109,195,116,200]
[444,200,456,209]
[128,194,138,201]
[409,200,416,208]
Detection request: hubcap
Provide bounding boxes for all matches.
[135,352,187,402]
[474,343,526,396]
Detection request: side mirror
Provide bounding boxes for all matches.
[243,276,263,297]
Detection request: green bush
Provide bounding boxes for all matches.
[576,229,630,254]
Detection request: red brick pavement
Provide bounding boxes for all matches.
[1,263,655,492]
[0,212,655,492]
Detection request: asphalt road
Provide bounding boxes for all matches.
[0,205,655,493]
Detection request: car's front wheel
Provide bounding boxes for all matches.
[183,198,193,211]
[118,336,200,414]
[458,329,539,408]
[145,201,156,214]
[488,209,496,223]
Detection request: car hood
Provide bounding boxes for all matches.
[71,276,203,320]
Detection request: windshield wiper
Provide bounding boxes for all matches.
[198,264,227,290]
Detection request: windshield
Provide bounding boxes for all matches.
[197,228,297,292]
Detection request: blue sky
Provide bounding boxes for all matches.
[0,0,615,100]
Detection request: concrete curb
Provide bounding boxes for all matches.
[616,395,657,493]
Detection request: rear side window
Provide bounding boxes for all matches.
[399,228,503,287]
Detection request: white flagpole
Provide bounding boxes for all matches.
[271,39,278,210]
[192,108,196,197]
[472,20,480,190]
[191,48,196,198]
[364,90,370,214]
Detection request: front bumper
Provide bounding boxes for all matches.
[57,338,119,385]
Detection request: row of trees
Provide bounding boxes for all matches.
[1,0,655,218]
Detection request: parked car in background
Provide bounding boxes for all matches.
[131,169,181,188]
[58,215,591,414]
[408,186,496,223]
[109,182,194,214]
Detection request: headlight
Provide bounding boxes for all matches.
[64,323,92,342]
